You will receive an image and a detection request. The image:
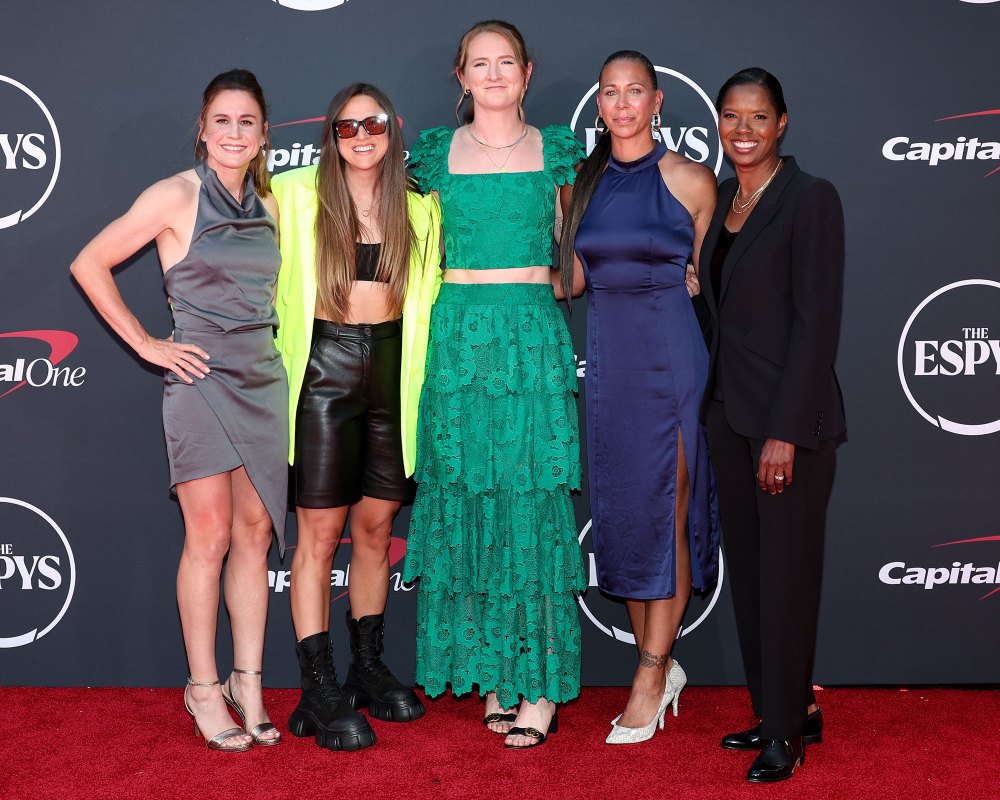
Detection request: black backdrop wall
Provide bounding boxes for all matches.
[2,0,999,688]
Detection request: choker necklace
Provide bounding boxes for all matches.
[732,158,783,214]
[467,124,528,149]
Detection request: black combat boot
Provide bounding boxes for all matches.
[288,631,376,751]
[342,609,426,722]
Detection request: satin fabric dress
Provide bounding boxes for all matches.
[162,162,288,552]
[575,142,719,599]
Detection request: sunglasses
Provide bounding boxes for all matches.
[333,114,389,139]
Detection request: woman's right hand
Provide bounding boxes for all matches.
[137,334,210,383]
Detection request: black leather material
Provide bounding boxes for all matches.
[746,737,805,783]
[294,319,413,509]
[288,631,376,751]
[342,609,426,723]
[721,708,823,750]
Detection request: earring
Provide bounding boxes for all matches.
[464,87,471,96]
[651,112,661,130]
[594,115,607,135]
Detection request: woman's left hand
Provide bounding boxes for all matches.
[758,438,795,495]
[685,264,701,297]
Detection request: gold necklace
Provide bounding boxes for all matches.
[353,196,376,218]
[732,159,783,214]
[467,123,527,149]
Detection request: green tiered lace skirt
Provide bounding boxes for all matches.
[403,283,586,707]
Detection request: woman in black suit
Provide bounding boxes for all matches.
[698,68,845,783]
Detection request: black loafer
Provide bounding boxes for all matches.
[746,737,804,783]
[721,708,823,750]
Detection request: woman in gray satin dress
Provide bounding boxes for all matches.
[71,70,286,752]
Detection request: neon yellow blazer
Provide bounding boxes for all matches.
[271,164,442,475]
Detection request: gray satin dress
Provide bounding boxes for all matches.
[162,162,288,553]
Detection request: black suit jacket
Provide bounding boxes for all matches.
[698,157,846,450]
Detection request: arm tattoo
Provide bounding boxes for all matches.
[640,650,667,669]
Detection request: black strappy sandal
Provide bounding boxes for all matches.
[504,708,558,750]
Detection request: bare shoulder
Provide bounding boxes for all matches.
[137,171,197,213]
[260,191,279,222]
[119,171,196,230]
[659,151,716,194]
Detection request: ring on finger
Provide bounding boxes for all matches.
[775,475,785,481]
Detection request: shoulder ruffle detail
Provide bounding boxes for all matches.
[408,127,453,193]
[542,125,585,186]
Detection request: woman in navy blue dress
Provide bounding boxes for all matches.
[557,51,720,744]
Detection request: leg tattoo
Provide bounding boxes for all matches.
[639,650,667,669]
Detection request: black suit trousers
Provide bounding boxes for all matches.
[707,401,835,740]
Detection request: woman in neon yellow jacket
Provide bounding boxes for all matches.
[272,83,440,752]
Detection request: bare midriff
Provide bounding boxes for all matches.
[444,266,551,284]
[315,281,397,325]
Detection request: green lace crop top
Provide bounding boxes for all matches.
[408,125,584,269]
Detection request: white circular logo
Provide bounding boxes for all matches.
[570,66,721,175]
[897,279,1000,435]
[0,498,76,648]
[271,0,349,10]
[0,76,61,230]
[576,519,724,643]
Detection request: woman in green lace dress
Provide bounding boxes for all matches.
[402,20,585,749]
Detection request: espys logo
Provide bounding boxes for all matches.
[570,66,721,174]
[271,1,349,10]
[0,498,77,648]
[0,75,61,229]
[0,330,85,399]
[879,535,1000,601]
[269,536,411,595]
[882,106,1000,177]
[576,520,723,643]
[897,280,1000,435]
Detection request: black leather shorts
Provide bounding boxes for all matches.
[294,319,413,508]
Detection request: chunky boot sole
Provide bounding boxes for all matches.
[343,686,426,723]
[287,709,377,751]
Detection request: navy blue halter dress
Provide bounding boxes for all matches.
[575,142,720,600]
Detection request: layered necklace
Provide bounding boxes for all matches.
[732,158,783,214]
[467,123,528,173]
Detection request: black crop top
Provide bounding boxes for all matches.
[356,242,385,283]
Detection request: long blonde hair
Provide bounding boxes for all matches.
[314,84,413,322]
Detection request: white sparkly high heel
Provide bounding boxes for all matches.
[605,659,686,745]
[665,659,687,717]
[606,685,671,745]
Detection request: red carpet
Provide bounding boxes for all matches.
[5,686,999,799]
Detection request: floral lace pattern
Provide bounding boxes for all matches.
[407,125,584,270]
[404,284,585,707]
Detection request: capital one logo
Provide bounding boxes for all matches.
[270,536,411,595]
[570,66,722,175]
[577,520,724,643]
[0,76,61,229]
[271,1,349,9]
[0,498,77,648]
[898,279,1000,435]
[0,330,85,399]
